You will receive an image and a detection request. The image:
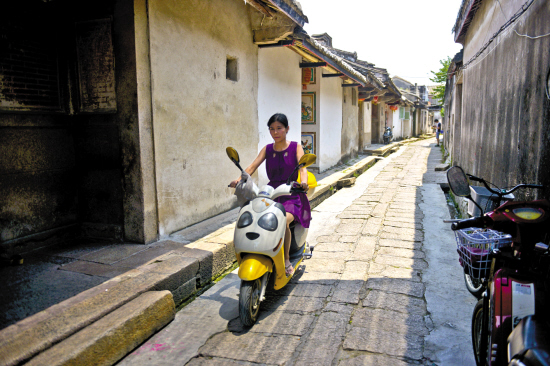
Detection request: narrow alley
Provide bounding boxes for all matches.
[120,138,476,366]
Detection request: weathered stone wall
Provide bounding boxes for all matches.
[341,87,359,161]
[454,0,550,198]
[0,0,135,254]
[147,0,259,237]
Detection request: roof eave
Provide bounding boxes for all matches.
[453,0,483,44]
[266,0,308,27]
[300,37,367,86]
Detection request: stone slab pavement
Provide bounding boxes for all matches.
[120,137,477,366]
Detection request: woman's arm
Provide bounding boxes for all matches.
[296,144,309,191]
[229,146,266,187]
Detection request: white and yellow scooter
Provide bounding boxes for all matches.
[226,147,316,326]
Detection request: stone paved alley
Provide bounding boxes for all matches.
[120,138,477,366]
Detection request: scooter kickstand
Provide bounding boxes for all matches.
[303,243,313,260]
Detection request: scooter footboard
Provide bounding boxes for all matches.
[508,316,550,366]
[238,254,273,281]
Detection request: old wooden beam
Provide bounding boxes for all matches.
[299,62,327,68]
[258,40,295,48]
[246,0,274,17]
[322,73,344,78]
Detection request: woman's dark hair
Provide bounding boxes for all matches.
[267,113,289,128]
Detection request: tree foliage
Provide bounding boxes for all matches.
[430,56,451,105]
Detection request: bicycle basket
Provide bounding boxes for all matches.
[455,228,512,280]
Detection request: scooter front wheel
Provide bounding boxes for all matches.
[472,299,489,366]
[239,279,261,327]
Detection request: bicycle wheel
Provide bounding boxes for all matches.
[464,272,485,299]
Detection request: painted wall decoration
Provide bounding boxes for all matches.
[302,67,316,85]
[301,132,316,155]
[301,92,316,124]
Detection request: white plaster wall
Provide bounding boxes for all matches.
[403,119,411,138]
[341,87,359,159]
[363,101,372,147]
[148,0,259,237]
[392,110,402,139]
[319,76,342,171]
[257,48,302,186]
[363,102,372,133]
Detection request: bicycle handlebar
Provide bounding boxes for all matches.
[467,175,544,197]
[451,216,487,231]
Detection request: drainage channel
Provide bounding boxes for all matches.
[440,183,462,220]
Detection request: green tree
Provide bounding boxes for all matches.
[430,56,451,105]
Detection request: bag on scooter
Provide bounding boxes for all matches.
[234,171,256,206]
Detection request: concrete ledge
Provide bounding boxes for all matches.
[364,142,400,157]
[338,177,356,187]
[25,291,175,366]
[307,183,332,208]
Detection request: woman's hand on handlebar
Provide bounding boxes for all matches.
[291,182,308,192]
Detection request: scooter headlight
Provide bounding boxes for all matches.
[237,211,253,228]
[258,213,278,231]
[512,208,543,220]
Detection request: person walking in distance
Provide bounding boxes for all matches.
[435,119,442,146]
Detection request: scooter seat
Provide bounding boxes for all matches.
[508,316,550,366]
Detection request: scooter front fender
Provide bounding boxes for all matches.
[238,254,273,281]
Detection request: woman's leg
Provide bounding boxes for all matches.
[284,213,294,274]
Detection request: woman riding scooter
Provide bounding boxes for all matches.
[229,113,311,276]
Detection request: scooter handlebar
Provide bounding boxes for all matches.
[290,182,307,193]
[451,216,487,231]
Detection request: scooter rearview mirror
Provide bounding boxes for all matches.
[287,154,317,185]
[298,154,316,169]
[226,147,243,172]
[447,166,471,197]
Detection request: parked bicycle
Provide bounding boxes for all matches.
[446,172,515,298]
[446,166,549,366]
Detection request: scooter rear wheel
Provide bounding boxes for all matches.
[239,279,261,327]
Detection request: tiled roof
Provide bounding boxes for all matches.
[266,0,309,27]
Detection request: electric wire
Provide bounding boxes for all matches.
[514,30,550,39]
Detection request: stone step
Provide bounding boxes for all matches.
[0,255,197,366]
[25,291,175,366]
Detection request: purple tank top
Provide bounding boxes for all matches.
[265,141,311,228]
[266,141,298,188]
